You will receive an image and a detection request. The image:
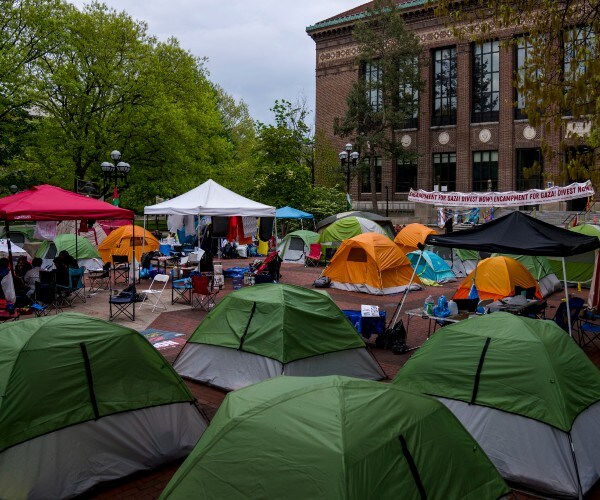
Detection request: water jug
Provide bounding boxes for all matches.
[424,295,434,315]
[448,300,459,316]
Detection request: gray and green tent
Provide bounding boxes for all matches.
[492,253,562,297]
[161,376,509,499]
[394,312,600,498]
[548,223,600,285]
[318,216,388,246]
[277,229,320,264]
[36,233,103,271]
[0,313,207,499]
[173,284,385,390]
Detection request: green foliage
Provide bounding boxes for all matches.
[334,0,422,209]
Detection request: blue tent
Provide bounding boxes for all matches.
[407,250,456,284]
[275,206,313,219]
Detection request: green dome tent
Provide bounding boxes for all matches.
[36,233,102,271]
[277,229,320,264]
[160,376,509,499]
[318,216,388,246]
[548,223,600,285]
[393,312,600,498]
[173,284,385,390]
[0,313,207,499]
[493,253,562,297]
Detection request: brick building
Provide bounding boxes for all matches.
[306,1,590,216]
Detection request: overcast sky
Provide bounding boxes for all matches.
[69,1,360,124]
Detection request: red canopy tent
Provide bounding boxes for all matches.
[0,185,135,286]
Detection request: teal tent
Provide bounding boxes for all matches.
[173,284,385,390]
[407,250,456,284]
[161,376,509,499]
[0,313,207,499]
[394,312,600,498]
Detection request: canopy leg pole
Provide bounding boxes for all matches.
[132,218,137,289]
[4,220,14,279]
[142,215,147,254]
[75,220,79,260]
[389,250,424,329]
[563,257,573,337]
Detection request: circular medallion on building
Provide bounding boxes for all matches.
[523,126,536,140]
[401,134,412,148]
[479,129,492,143]
[438,132,450,145]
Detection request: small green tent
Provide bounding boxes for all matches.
[36,233,102,270]
[548,224,600,285]
[393,312,600,498]
[0,313,207,499]
[277,229,320,264]
[160,376,509,499]
[173,284,385,390]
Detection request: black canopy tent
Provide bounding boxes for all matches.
[425,211,600,335]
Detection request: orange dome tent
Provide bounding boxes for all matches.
[394,223,437,254]
[323,233,422,295]
[453,256,541,301]
[98,225,160,263]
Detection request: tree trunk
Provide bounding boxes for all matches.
[370,154,378,212]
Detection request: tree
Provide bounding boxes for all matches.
[435,0,600,188]
[334,0,422,211]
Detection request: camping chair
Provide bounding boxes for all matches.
[109,284,136,321]
[56,267,86,306]
[553,297,586,333]
[112,255,130,284]
[305,244,322,267]
[172,276,192,305]
[138,273,170,312]
[33,280,61,315]
[88,262,111,294]
[191,274,219,311]
[577,309,600,349]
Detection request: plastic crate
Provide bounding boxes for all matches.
[342,310,386,338]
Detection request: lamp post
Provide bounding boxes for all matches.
[100,150,131,204]
[9,185,18,194]
[338,143,359,194]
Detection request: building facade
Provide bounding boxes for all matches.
[307,1,590,214]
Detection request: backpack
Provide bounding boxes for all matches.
[375,320,408,354]
[313,276,331,288]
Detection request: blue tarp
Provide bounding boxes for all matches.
[276,206,313,219]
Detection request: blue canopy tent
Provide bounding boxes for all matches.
[275,206,315,233]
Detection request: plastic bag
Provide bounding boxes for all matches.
[1,273,16,304]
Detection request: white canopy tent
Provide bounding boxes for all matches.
[144,179,275,217]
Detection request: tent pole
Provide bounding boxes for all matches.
[142,215,147,253]
[75,220,79,260]
[132,218,136,290]
[389,249,424,329]
[4,220,14,278]
[562,257,572,336]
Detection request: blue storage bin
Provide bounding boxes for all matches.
[342,310,386,339]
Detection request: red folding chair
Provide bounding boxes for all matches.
[191,274,219,310]
[304,244,322,267]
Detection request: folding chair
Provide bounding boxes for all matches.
[88,262,111,294]
[553,297,586,333]
[112,255,130,284]
[138,273,170,312]
[33,281,61,315]
[172,276,192,305]
[191,274,219,311]
[109,285,136,321]
[304,243,322,267]
[56,267,86,306]
[578,309,600,349]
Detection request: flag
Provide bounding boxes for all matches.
[112,186,120,206]
[572,214,578,227]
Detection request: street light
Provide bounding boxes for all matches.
[339,143,359,194]
[100,150,131,202]
[9,185,18,194]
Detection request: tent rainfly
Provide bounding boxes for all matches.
[316,210,395,237]
[160,376,509,500]
[0,313,207,499]
[394,223,437,254]
[173,284,385,390]
[426,211,600,335]
[36,234,102,271]
[406,250,456,285]
[493,253,562,297]
[394,312,600,499]
[318,216,387,246]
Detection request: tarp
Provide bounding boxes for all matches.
[323,233,422,295]
[160,376,509,500]
[144,179,275,217]
[407,250,456,284]
[97,225,160,262]
[453,256,540,301]
[393,313,600,497]
[318,216,387,245]
[277,230,320,264]
[316,210,394,233]
[0,184,134,221]
[426,211,600,257]
[275,206,313,219]
[394,223,437,254]
[0,240,29,259]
